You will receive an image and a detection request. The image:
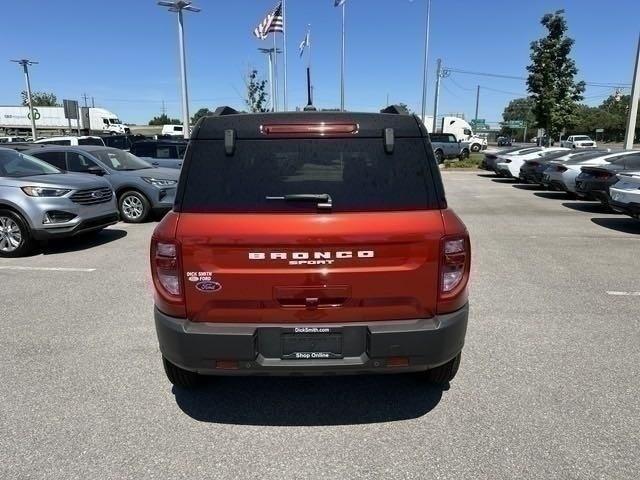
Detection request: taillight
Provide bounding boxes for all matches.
[596,171,612,179]
[528,161,539,167]
[151,239,182,299]
[438,235,470,315]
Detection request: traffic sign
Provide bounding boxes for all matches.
[503,120,525,128]
[595,128,604,133]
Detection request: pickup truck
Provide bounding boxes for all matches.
[561,135,597,149]
[430,133,468,164]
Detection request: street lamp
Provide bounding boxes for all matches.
[11,59,38,140]
[420,0,432,121]
[157,1,200,139]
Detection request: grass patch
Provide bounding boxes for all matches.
[443,153,483,169]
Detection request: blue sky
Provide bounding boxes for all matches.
[1,0,638,125]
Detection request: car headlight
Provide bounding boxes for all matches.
[141,177,178,187]
[21,186,71,197]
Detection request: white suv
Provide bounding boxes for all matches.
[561,135,597,149]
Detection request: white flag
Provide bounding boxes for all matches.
[299,31,310,58]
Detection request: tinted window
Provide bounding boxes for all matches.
[156,147,173,158]
[66,152,97,172]
[624,155,640,169]
[430,134,448,142]
[102,136,131,150]
[130,143,154,157]
[0,150,61,177]
[78,137,104,146]
[177,145,187,158]
[41,139,72,146]
[180,138,438,213]
[32,151,67,169]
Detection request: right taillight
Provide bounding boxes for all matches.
[440,237,467,293]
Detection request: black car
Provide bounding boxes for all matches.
[129,139,187,169]
[497,136,512,147]
[575,153,640,206]
[100,134,134,151]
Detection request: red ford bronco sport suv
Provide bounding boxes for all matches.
[151,106,470,388]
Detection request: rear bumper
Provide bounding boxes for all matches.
[610,199,640,217]
[155,304,469,376]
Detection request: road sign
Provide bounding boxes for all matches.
[595,128,604,133]
[63,99,79,120]
[503,120,525,128]
[470,118,486,125]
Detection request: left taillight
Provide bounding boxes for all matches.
[438,235,471,313]
[151,239,182,300]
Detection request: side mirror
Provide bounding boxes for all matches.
[87,165,105,176]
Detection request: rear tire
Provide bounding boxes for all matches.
[425,353,461,385]
[434,149,444,164]
[0,209,33,257]
[162,356,201,389]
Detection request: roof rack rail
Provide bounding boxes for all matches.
[213,106,240,116]
[380,104,410,115]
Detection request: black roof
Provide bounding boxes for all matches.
[193,110,425,140]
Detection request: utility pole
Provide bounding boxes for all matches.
[82,93,89,107]
[158,1,200,140]
[340,0,346,111]
[432,58,442,133]
[11,59,38,140]
[161,99,167,115]
[624,33,640,150]
[474,85,480,122]
[91,97,95,108]
[420,0,432,120]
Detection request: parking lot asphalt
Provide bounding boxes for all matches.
[1,171,639,480]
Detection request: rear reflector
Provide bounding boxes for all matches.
[387,357,410,367]
[260,123,358,136]
[215,360,239,370]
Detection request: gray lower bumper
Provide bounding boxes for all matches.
[155,305,469,376]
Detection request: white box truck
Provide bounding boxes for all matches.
[423,115,487,152]
[0,106,129,136]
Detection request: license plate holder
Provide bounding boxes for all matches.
[281,331,343,360]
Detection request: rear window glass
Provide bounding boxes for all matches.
[78,137,104,146]
[180,138,438,213]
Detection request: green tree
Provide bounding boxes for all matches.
[21,90,59,106]
[191,108,212,124]
[245,69,269,113]
[501,97,537,137]
[526,10,585,140]
[148,114,181,126]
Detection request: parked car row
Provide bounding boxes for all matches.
[0,144,180,257]
[480,146,640,222]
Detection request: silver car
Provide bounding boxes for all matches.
[0,147,118,257]
[26,146,179,223]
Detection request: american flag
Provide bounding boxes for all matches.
[253,2,284,40]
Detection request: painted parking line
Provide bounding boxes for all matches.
[606,291,640,296]
[0,266,96,273]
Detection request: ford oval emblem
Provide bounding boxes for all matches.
[195,281,222,293]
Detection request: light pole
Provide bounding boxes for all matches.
[157,1,200,140]
[11,59,38,140]
[420,0,432,120]
[259,47,281,112]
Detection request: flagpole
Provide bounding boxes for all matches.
[420,0,432,120]
[340,1,346,111]
[306,26,313,108]
[282,0,288,111]
[272,33,279,112]
[268,51,275,112]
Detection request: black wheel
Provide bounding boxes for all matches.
[0,209,33,257]
[434,149,444,164]
[425,353,461,385]
[118,190,150,223]
[470,143,481,153]
[460,148,470,160]
[162,356,201,388]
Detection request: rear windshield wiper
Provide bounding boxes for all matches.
[265,193,332,210]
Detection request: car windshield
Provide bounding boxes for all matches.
[91,148,153,170]
[573,136,591,141]
[0,149,62,177]
[109,118,122,124]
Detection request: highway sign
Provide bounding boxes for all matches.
[503,120,525,128]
